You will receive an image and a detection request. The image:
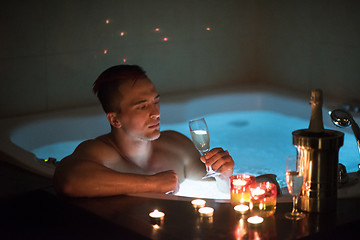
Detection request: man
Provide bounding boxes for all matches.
[53,65,234,197]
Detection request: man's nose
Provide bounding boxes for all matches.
[150,104,160,119]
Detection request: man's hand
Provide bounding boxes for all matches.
[151,170,179,194]
[200,148,234,179]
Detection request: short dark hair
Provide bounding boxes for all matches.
[93,65,147,113]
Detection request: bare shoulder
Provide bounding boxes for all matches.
[158,131,204,179]
[157,130,200,162]
[59,135,119,166]
[159,130,193,146]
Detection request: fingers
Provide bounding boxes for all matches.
[154,170,179,194]
[165,170,179,193]
[204,148,234,177]
[174,179,180,194]
[200,155,206,163]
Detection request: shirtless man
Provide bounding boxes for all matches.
[53,65,234,197]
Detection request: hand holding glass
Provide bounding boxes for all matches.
[189,118,219,179]
[285,156,305,220]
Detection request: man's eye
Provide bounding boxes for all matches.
[137,105,147,110]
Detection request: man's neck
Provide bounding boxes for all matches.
[109,130,152,169]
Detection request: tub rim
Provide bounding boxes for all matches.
[0,87,356,179]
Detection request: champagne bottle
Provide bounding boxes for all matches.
[308,89,325,132]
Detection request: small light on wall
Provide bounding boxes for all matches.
[206,27,211,31]
[105,19,110,24]
[104,49,108,54]
[120,32,125,36]
[122,58,127,63]
[163,37,168,42]
[155,28,160,32]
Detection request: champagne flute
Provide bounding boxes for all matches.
[189,118,218,179]
[285,156,305,220]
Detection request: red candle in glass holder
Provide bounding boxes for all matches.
[230,174,256,206]
[250,181,277,217]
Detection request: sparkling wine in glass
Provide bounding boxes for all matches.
[285,156,305,220]
[189,118,218,179]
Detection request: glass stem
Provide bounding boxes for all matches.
[292,195,298,214]
[201,151,211,172]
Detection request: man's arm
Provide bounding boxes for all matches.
[161,131,234,182]
[53,140,178,197]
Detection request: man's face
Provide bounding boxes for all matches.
[116,77,161,141]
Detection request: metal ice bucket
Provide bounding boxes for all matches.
[292,129,344,213]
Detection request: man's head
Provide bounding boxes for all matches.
[93,65,148,113]
[93,65,161,140]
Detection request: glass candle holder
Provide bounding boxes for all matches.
[230,174,256,207]
[249,182,277,217]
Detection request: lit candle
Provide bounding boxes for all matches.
[191,199,206,209]
[233,179,248,187]
[230,174,256,207]
[149,209,165,220]
[234,204,250,214]
[250,182,277,217]
[198,207,214,217]
[252,187,265,196]
[247,216,264,224]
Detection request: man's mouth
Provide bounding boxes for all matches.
[149,122,160,128]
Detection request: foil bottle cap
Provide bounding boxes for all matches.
[308,89,325,132]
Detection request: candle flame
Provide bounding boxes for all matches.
[247,216,264,224]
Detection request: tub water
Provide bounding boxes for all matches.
[1,90,359,199]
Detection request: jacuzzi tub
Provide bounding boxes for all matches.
[1,89,359,199]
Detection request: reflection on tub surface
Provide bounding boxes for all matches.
[31,111,359,199]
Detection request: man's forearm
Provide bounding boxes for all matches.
[53,161,174,197]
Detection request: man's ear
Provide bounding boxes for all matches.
[107,112,121,128]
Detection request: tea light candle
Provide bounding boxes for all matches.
[247,216,264,224]
[198,207,214,217]
[233,179,248,187]
[230,174,256,207]
[250,182,277,217]
[149,209,165,220]
[252,187,265,196]
[234,204,250,214]
[191,199,206,208]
